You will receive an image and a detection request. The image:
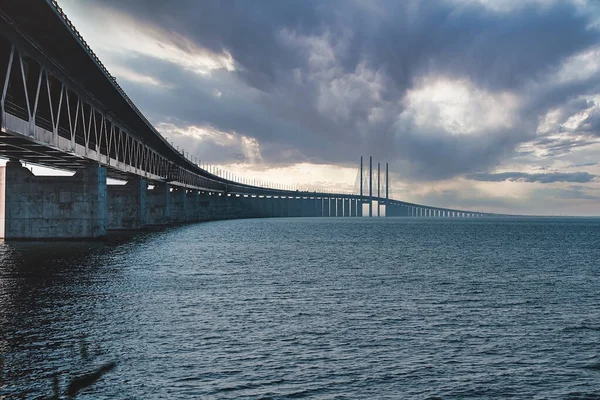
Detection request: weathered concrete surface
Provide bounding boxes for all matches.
[0,161,106,239]
[387,203,409,217]
[170,188,187,223]
[107,178,147,230]
[0,162,348,240]
[146,184,170,225]
[186,191,200,222]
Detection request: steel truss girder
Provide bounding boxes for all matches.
[0,26,224,191]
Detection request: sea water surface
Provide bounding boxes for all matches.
[1,217,600,399]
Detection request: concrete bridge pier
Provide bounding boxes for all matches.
[249,196,261,217]
[240,195,259,218]
[197,192,211,220]
[170,188,188,223]
[146,184,171,226]
[307,197,316,217]
[343,199,350,217]
[337,198,343,217]
[288,196,295,217]
[278,196,287,217]
[291,197,303,217]
[270,196,280,217]
[301,198,311,217]
[279,196,287,217]
[0,160,107,239]
[187,191,200,221]
[107,178,147,230]
[265,196,274,217]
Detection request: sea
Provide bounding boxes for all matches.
[1,217,600,399]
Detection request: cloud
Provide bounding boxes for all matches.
[156,122,263,165]
[54,0,600,214]
[58,0,600,169]
[467,171,596,183]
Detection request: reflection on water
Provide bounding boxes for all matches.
[1,218,600,398]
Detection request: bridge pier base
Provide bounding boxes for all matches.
[146,184,171,226]
[107,178,147,230]
[0,161,107,239]
[171,188,188,223]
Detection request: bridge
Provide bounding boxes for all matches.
[0,1,496,240]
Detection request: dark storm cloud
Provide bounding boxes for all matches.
[74,0,600,179]
[580,106,600,135]
[366,1,599,91]
[93,0,598,92]
[468,171,596,184]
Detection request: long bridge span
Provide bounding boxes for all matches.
[0,1,497,239]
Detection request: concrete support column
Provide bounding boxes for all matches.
[302,198,312,217]
[273,196,280,217]
[187,191,200,221]
[197,192,211,220]
[264,197,273,217]
[289,197,295,217]
[357,200,363,217]
[147,184,171,225]
[284,197,291,217]
[170,188,187,223]
[281,197,288,217]
[107,178,147,230]
[343,199,350,217]
[337,198,343,217]
[0,161,107,239]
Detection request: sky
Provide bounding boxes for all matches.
[53,0,600,215]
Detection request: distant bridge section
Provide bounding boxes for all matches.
[0,1,497,240]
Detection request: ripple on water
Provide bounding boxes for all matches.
[1,217,600,398]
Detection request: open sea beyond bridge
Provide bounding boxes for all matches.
[1,217,600,398]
